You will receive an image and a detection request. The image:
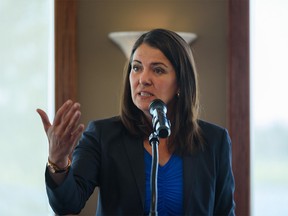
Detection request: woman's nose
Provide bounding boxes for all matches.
[139,70,152,86]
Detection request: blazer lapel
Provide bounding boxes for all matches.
[183,155,195,213]
[123,133,145,210]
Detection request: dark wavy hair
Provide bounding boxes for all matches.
[120,29,203,154]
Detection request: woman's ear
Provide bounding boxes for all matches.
[177,89,180,97]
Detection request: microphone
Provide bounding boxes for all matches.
[149,99,171,138]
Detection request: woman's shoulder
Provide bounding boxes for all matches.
[198,119,226,133]
[86,116,124,132]
[88,116,122,125]
[80,116,131,145]
[197,119,230,144]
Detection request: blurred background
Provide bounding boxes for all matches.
[250,0,288,215]
[0,0,53,215]
[0,0,287,215]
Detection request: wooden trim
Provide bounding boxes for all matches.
[228,0,250,215]
[54,0,77,110]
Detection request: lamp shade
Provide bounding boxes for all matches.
[108,31,197,58]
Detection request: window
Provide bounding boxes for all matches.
[250,0,288,215]
[0,1,54,215]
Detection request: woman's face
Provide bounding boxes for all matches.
[129,43,179,118]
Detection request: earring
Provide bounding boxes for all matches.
[177,91,180,97]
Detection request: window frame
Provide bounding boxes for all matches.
[54,0,78,110]
[228,0,250,215]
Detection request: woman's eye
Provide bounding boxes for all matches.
[154,67,165,74]
[132,65,141,72]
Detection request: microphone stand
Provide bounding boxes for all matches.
[149,132,160,216]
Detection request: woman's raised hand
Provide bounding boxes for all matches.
[37,100,85,168]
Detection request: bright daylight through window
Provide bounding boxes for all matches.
[250,0,288,215]
[0,1,54,215]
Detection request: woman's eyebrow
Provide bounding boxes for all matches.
[132,60,142,64]
[132,59,168,68]
[151,62,168,68]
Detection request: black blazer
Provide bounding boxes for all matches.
[46,116,235,215]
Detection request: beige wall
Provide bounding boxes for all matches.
[77,0,228,214]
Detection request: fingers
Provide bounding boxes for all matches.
[70,123,85,147]
[64,107,82,137]
[62,103,81,130]
[53,100,73,126]
[52,100,84,145]
[53,100,82,132]
[71,123,85,137]
[36,108,52,133]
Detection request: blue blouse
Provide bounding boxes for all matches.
[144,149,183,216]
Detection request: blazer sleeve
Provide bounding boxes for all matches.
[45,121,102,215]
[214,129,235,215]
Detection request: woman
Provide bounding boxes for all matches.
[37,29,235,215]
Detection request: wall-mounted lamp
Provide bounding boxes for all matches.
[108,31,197,58]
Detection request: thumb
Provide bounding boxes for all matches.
[36,108,52,133]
